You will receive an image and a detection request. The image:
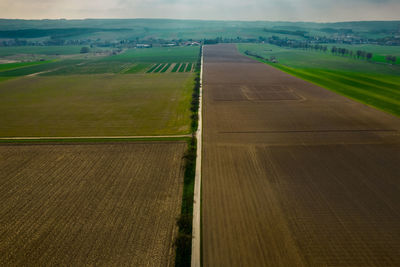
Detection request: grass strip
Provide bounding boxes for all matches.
[146,63,160,73]
[161,63,172,73]
[179,63,187,73]
[174,47,202,267]
[0,137,190,144]
[172,63,181,72]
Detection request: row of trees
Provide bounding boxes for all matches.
[385,55,397,64]
[331,46,373,60]
[266,36,330,51]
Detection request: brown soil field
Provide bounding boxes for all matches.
[0,142,186,266]
[202,44,400,266]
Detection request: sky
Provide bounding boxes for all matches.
[0,0,399,22]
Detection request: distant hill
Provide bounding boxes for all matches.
[0,19,398,43]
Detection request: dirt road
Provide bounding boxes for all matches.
[202,44,400,266]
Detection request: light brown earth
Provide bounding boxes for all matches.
[0,142,186,266]
[202,44,400,266]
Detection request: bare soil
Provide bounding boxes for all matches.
[0,142,186,266]
[202,44,400,266]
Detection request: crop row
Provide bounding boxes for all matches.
[146,62,194,73]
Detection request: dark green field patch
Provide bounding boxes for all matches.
[160,63,172,73]
[146,63,160,73]
[0,60,78,77]
[0,46,84,57]
[153,63,167,73]
[185,63,193,72]
[0,61,52,72]
[124,63,151,74]
[43,60,127,75]
[171,63,181,73]
[179,63,187,73]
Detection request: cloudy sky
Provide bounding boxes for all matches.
[0,0,399,22]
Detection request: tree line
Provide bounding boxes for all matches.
[385,55,397,64]
[330,46,373,60]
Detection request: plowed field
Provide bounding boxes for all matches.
[202,44,400,266]
[0,142,186,266]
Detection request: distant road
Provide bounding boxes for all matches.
[202,44,400,266]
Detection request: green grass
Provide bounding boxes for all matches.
[238,43,400,116]
[0,59,79,77]
[0,60,52,72]
[0,77,12,83]
[43,60,128,75]
[0,73,194,137]
[238,43,400,75]
[179,63,187,73]
[0,46,84,56]
[106,46,200,63]
[171,63,181,72]
[123,63,151,74]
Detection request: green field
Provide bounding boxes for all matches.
[0,73,194,137]
[326,44,400,64]
[0,46,84,56]
[154,63,167,73]
[123,63,151,74]
[0,46,199,79]
[0,60,53,72]
[161,63,172,73]
[0,59,81,77]
[0,41,200,137]
[171,63,179,72]
[108,46,199,63]
[238,43,400,116]
[48,47,199,75]
[179,63,187,72]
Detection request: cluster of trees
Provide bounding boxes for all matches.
[385,55,397,64]
[308,44,328,52]
[244,50,264,60]
[266,36,329,51]
[331,46,373,60]
[263,28,308,37]
[0,38,92,47]
[80,47,90,53]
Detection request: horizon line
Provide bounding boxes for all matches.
[0,18,399,24]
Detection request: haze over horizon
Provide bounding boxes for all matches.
[0,0,399,22]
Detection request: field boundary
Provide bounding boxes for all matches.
[191,46,203,267]
[0,135,191,143]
